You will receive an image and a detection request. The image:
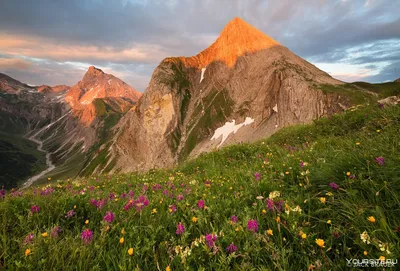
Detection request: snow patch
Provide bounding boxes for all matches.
[273,104,278,113]
[211,117,254,147]
[200,67,206,83]
[108,79,112,85]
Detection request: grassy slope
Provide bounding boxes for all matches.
[0,133,47,189]
[1,103,399,270]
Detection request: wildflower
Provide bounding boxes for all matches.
[81,229,93,244]
[254,172,261,181]
[268,191,280,199]
[25,248,31,256]
[51,226,62,238]
[0,189,5,199]
[315,239,325,248]
[256,196,264,200]
[375,157,385,166]
[134,195,149,212]
[192,216,198,223]
[360,231,371,244]
[121,228,125,235]
[376,129,381,133]
[205,233,217,248]
[30,205,40,213]
[197,199,205,209]
[368,216,376,223]
[276,216,281,223]
[364,251,368,256]
[65,210,76,218]
[85,220,89,224]
[176,222,185,235]
[41,232,48,237]
[119,237,124,244]
[73,205,76,209]
[152,208,157,214]
[247,219,259,232]
[262,209,267,214]
[169,205,177,214]
[230,215,238,224]
[356,142,360,145]
[226,242,237,254]
[332,231,340,239]
[235,227,239,232]
[319,197,326,204]
[176,194,184,201]
[379,256,385,262]
[128,248,134,256]
[326,192,333,196]
[103,211,115,223]
[327,220,331,224]
[346,172,351,176]
[301,233,307,239]
[23,234,34,245]
[166,266,171,271]
[267,229,273,236]
[329,182,339,191]
[285,171,289,175]
[300,161,305,168]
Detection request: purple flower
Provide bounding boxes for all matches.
[348,174,356,179]
[300,161,305,168]
[254,172,261,181]
[378,103,384,109]
[176,222,185,235]
[375,156,385,166]
[197,199,205,209]
[152,184,162,191]
[40,187,55,196]
[142,184,148,192]
[30,205,40,213]
[226,242,237,254]
[65,210,76,218]
[23,234,34,245]
[12,191,23,197]
[176,194,184,201]
[230,215,238,224]
[51,226,62,238]
[169,205,177,214]
[266,199,274,210]
[247,219,259,232]
[81,229,93,244]
[134,195,149,212]
[109,193,116,200]
[205,233,217,248]
[329,182,339,191]
[103,211,115,223]
[274,200,284,212]
[128,190,135,198]
[0,189,6,199]
[162,189,169,196]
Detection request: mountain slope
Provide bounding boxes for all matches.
[91,17,356,173]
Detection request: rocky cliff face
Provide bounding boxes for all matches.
[88,17,348,173]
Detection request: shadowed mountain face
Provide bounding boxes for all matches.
[84,17,352,174]
[0,68,141,188]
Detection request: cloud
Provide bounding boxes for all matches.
[0,0,399,89]
[0,57,32,70]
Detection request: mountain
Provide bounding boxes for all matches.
[85,17,356,173]
[0,68,140,189]
[395,78,400,83]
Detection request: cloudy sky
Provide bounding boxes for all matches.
[0,0,399,91]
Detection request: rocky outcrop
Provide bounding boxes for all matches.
[378,96,400,105]
[395,78,400,83]
[37,85,70,93]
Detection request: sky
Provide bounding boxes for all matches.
[0,0,399,92]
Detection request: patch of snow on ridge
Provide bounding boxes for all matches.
[211,117,254,147]
[273,104,278,113]
[200,67,206,83]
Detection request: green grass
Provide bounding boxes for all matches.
[0,133,47,189]
[1,103,399,270]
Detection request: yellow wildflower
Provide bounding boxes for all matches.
[346,172,351,176]
[85,220,89,224]
[41,232,48,237]
[267,229,273,236]
[73,205,76,209]
[327,220,331,224]
[379,256,385,261]
[356,142,360,145]
[276,216,281,223]
[121,228,125,235]
[301,233,307,239]
[364,251,368,256]
[315,239,325,248]
[319,197,326,204]
[152,208,157,214]
[262,209,267,214]
[128,248,134,256]
[285,171,289,175]
[376,130,380,133]
[120,237,124,244]
[235,227,239,232]
[368,216,376,223]
[191,217,198,223]
[25,248,31,256]
[166,266,171,271]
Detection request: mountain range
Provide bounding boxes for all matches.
[1,17,399,189]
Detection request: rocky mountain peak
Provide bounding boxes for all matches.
[83,66,105,81]
[176,17,281,68]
